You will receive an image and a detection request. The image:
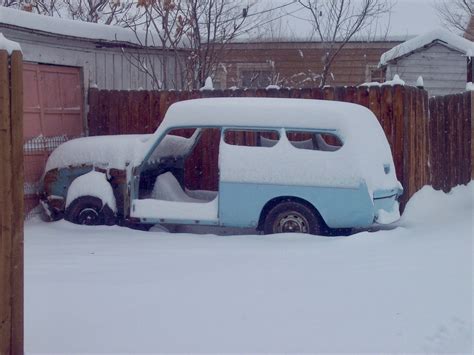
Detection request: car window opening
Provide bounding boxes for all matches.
[138,128,220,203]
[224,129,280,147]
[286,131,343,152]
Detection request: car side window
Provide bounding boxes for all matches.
[223,129,280,148]
[286,131,343,152]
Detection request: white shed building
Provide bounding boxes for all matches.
[0,7,185,212]
[0,7,182,92]
[379,29,474,96]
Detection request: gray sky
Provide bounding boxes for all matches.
[249,0,443,40]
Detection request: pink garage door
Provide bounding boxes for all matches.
[23,63,84,214]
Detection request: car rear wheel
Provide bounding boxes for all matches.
[263,201,322,235]
[65,196,115,226]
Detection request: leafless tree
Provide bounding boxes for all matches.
[297,0,391,87]
[62,0,137,25]
[1,0,62,15]
[436,0,473,37]
[123,0,282,90]
[120,0,188,89]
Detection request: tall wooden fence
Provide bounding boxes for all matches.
[0,49,24,353]
[429,92,472,191]
[88,86,433,206]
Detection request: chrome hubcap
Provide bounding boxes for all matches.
[275,212,309,233]
[78,208,100,225]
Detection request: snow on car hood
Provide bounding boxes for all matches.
[45,133,196,172]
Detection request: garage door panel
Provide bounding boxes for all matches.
[42,113,66,136]
[60,73,82,108]
[23,63,84,214]
[40,72,62,109]
[24,112,42,139]
[62,113,83,136]
[23,67,40,110]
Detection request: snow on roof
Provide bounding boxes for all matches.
[0,7,154,47]
[379,28,474,66]
[0,32,21,53]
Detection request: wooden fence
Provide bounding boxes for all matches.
[429,92,472,191]
[0,49,24,353]
[88,85,433,207]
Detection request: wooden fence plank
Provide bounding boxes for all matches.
[87,88,99,135]
[428,97,438,189]
[393,85,405,184]
[0,50,12,355]
[0,49,24,354]
[381,85,394,150]
[356,86,370,108]
[464,92,472,183]
[10,50,24,355]
[414,88,423,191]
[368,86,381,122]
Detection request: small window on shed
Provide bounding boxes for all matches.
[286,131,343,152]
[224,129,280,147]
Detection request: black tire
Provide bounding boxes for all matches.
[65,196,115,226]
[263,201,322,235]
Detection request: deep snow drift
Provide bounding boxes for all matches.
[25,183,473,353]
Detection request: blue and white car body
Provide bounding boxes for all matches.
[42,98,402,232]
[130,98,403,229]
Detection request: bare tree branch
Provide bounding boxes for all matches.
[436,0,473,37]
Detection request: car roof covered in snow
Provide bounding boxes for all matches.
[160,97,377,133]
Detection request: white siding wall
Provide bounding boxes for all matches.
[386,43,467,96]
[0,27,176,92]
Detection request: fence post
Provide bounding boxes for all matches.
[471,91,474,179]
[0,46,24,354]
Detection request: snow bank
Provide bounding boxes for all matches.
[401,182,473,227]
[380,28,474,66]
[65,171,117,212]
[0,32,21,54]
[24,182,473,353]
[0,7,157,47]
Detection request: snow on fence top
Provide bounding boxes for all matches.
[379,28,474,66]
[0,32,21,54]
[0,7,154,47]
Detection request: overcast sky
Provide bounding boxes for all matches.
[249,0,443,41]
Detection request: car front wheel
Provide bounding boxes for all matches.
[65,196,115,226]
[263,201,322,235]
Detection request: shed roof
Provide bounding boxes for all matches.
[0,7,161,48]
[379,28,474,66]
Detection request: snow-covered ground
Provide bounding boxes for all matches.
[25,183,473,353]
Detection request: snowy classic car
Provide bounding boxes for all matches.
[41,98,403,234]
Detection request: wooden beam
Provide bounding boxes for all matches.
[0,48,24,354]
[471,91,474,179]
[0,49,13,355]
[10,50,24,355]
